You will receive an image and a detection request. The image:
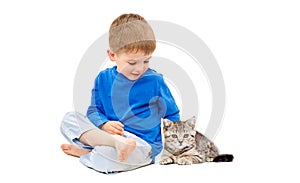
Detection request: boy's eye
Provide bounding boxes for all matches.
[128,60,149,65]
[128,62,136,65]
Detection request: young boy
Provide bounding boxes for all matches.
[60,13,180,173]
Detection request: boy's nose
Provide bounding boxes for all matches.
[135,63,145,73]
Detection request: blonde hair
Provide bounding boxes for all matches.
[109,13,156,55]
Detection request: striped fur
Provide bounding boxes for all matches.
[159,116,233,165]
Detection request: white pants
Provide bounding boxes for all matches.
[60,111,152,174]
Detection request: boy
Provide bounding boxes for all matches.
[60,13,180,173]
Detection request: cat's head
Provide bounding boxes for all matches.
[162,116,197,154]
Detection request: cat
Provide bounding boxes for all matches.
[159,116,234,165]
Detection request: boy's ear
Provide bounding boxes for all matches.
[107,49,117,61]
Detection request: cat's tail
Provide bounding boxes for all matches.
[212,154,234,162]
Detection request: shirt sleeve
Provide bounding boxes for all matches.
[86,75,109,127]
[157,76,180,122]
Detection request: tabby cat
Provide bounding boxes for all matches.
[159,116,234,165]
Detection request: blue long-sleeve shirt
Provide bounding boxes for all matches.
[87,66,180,159]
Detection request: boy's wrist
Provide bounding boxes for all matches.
[98,122,107,129]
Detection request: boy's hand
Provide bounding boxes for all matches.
[102,121,124,135]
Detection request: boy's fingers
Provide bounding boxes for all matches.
[114,125,124,131]
[115,122,124,128]
[110,128,122,135]
[116,130,123,136]
[112,122,123,131]
[104,121,124,135]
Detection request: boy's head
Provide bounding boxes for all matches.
[108,13,156,81]
[109,13,156,56]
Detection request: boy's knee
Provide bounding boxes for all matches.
[135,143,152,160]
[60,112,75,133]
[60,111,85,143]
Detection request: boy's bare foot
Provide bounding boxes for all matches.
[113,135,137,162]
[61,144,90,157]
[61,136,136,162]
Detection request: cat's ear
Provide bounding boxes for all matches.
[186,116,196,129]
[163,119,173,129]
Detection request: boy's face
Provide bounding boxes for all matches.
[109,50,152,81]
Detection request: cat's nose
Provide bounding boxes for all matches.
[179,140,183,145]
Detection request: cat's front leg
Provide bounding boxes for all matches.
[177,155,203,165]
[176,156,193,165]
[159,157,174,165]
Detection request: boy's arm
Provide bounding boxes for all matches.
[86,74,124,135]
[158,77,180,122]
[86,76,109,127]
[87,98,108,127]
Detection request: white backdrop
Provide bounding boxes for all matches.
[1,0,299,182]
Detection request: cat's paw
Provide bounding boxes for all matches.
[177,158,192,165]
[159,157,174,165]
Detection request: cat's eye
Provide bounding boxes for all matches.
[171,134,177,138]
[183,134,189,138]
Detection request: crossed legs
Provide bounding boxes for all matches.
[61,128,136,162]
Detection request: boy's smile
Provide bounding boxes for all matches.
[108,50,152,81]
